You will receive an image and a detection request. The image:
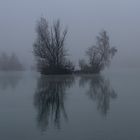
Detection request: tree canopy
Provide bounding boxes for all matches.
[79,30,117,73]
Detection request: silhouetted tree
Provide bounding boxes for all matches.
[33,17,74,75]
[79,30,117,73]
[34,76,75,131]
[79,75,117,116]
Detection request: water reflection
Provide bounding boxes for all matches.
[0,72,22,90]
[34,76,75,131]
[79,75,117,116]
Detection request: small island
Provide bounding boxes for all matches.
[33,17,117,75]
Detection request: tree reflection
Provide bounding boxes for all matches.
[34,76,75,131]
[79,75,117,116]
[0,73,22,90]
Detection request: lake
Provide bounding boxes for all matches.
[0,70,140,140]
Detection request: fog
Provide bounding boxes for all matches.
[0,0,140,70]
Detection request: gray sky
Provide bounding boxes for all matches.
[0,0,140,69]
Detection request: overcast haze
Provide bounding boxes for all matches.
[0,0,140,69]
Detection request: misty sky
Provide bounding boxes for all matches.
[0,0,140,69]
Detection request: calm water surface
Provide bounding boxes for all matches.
[0,70,140,140]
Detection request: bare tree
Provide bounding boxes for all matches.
[33,17,74,74]
[79,30,117,73]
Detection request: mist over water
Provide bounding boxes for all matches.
[0,0,140,69]
[0,71,139,139]
[0,0,139,139]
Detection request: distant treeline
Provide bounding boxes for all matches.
[0,53,24,71]
[33,17,117,75]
